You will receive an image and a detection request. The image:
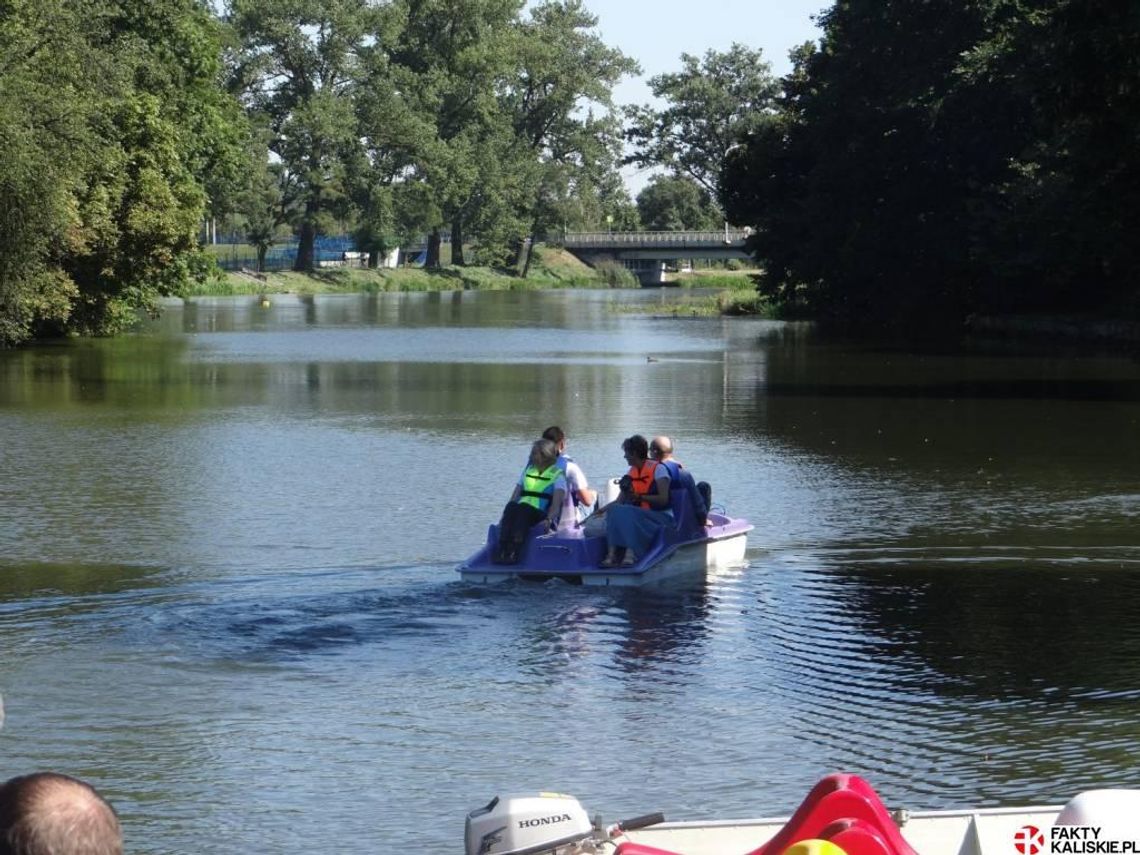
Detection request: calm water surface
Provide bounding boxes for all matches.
[1,289,1139,853]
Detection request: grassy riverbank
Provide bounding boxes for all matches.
[185,246,637,296]
[183,245,774,318]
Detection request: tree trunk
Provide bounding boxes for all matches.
[368,250,379,269]
[426,228,441,268]
[451,217,465,266]
[257,245,268,272]
[511,236,526,271]
[294,208,318,272]
[521,233,538,278]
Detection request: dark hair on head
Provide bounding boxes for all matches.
[0,772,122,855]
[621,434,649,459]
[541,426,565,444]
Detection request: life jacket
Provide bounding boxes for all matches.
[518,463,561,512]
[659,459,706,525]
[627,460,660,510]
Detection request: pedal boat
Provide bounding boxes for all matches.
[457,487,752,587]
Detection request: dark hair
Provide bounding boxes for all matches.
[0,773,122,855]
[621,434,649,460]
[541,426,565,444]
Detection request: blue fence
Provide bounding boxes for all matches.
[211,236,359,272]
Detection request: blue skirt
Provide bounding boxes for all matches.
[604,504,672,557]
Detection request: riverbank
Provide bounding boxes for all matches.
[179,247,775,318]
[186,246,637,296]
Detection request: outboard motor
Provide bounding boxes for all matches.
[465,793,664,855]
[465,794,592,855]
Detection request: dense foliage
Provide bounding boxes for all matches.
[625,44,780,205]
[0,0,247,346]
[8,0,1128,345]
[722,0,1140,334]
[0,0,636,344]
[635,176,721,231]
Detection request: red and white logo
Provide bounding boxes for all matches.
[1014,825,1045,855]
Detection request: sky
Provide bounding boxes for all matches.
[575,0,829,195]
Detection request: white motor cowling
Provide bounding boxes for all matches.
[465,793,593,855]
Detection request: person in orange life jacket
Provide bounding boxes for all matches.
[649,435,711,526]
[542,426,597,523]
[600,434,672,568]
[493,439,566,565]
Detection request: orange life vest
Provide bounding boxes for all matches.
[627,460,659,510]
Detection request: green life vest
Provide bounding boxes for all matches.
[519,464,560,511]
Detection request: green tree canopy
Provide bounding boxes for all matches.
[228,0,396,271]
[636,175,721,231]
[0,0,247,346]
[625,44,779,205]
[725,0,1140,333]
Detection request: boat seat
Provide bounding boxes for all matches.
[750,775,917,855]
[819,818,895,855]
[781,841,849,855]
[613,843,683,855]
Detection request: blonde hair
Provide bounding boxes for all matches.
[529,439,558,470]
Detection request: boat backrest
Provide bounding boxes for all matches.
[819,818,895,855]
[662,463,707,528]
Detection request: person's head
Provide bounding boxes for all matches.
[0,773,122,855]
[541,426,566,452]
[649,436,674,460]
[621,434,649,466]
[529,439,559,471]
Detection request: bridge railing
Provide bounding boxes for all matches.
[562,230,751,248]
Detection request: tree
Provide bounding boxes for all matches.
[503,0,637,266]
[725,0,994,331]
[726,0,1140,333]
[636,175,720,231]
[0,0,92,345]
[0,0,246,345]
[388,0,523,267]
[957,0,1140,316]
[625,44,779,206]
[228,0,393,271]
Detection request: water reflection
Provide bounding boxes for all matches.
[2,291,1140,852]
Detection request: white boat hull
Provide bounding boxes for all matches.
[619,804,1065,854]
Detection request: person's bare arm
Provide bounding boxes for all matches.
[544,488,566,529]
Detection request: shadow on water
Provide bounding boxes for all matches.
[833,555,1140,704]
[764,378,1140,402]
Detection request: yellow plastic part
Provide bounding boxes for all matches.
[781,840,849,855]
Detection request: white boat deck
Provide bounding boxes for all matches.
[619,805,1063,855]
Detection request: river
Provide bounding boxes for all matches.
[1,289,1138,853]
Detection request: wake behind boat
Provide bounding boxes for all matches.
[457,478,752,587]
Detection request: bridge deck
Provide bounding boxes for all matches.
[563,230,750,249]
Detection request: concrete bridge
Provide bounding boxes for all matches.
[562,229,752,285]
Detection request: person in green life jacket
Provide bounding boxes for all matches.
[493,439,567,564]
